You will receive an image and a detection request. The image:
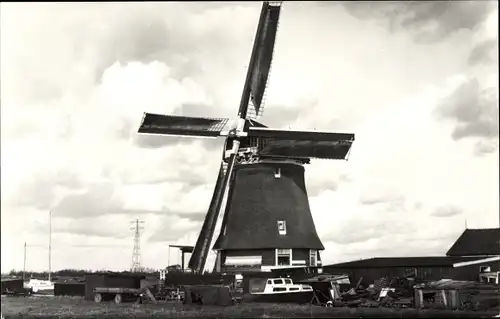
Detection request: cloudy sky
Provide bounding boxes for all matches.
[1,1,498,273]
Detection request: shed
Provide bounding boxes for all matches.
[54,282,85,296]
[168,245,194,271]
[183,285,232,306]
[414,279,500,310]
[163,273,233,287]
[1,278,24,294]
[323,256,485,285]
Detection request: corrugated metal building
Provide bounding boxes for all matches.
[323,256,499,285]
[323,228,500,285]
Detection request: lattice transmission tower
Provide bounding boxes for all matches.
[130,218,145,272]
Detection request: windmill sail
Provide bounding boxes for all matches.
[188,1,283,272]
[248,2,281,117]
[188,153,240,273]
[238,2,282,120]
[188,163,227,272]
[138,113,230,138]
[257,139,353,160]
[248,127,355,160]
[248,127,354,141]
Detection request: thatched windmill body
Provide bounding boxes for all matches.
[138,2,355,274]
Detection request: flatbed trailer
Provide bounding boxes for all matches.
[2,287,32,297]
[93,287,143,304]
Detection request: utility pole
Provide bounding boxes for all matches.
[130,218,145,272]
[23,242,26,282]
[168,246,170,267]
[48,210,52,282]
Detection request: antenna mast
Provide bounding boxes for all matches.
[48,210,52,282]
[23,242,27,282]
[130,218,145,272]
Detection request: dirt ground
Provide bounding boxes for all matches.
[1,295,498,318]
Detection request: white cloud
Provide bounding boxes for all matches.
[1,2,498,272]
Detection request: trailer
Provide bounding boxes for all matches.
[93,287,143,304]
[1,279,32,297]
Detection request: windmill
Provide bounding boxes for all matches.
[138,1,355,274]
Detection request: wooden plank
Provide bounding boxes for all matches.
[354,277,363,290]
[142,288,157,304]
[416,289,423,309]
[310,291,321,305]
[441,289,448,308]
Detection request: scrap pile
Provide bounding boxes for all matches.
[324,275,415,309]
[301,275,500,311]
[296,274,351,305]
[152,273,235,304]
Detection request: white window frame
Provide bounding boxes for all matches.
[275,248,292,266]
[277,220,286,235]
[479,272,499,284]
[309,249,317,267]
[274,167,281,178]
[225,256,262,266]
[479,266,491,273]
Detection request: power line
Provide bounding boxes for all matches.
[21,242,130,274]
[130,218,145,272]
[58,244,129,249]
[24,244,128,248]
[25,244,46,248]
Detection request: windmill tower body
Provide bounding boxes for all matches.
[137,2,355,274]
[213,161,324,272]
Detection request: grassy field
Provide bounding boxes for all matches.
[1,296,498,318]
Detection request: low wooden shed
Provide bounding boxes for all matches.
[414,279,500,310]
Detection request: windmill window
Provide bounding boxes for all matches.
[310,249,317,267]
[274,167,281,178]
[277,220,286,235]
[277,249,291,266]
